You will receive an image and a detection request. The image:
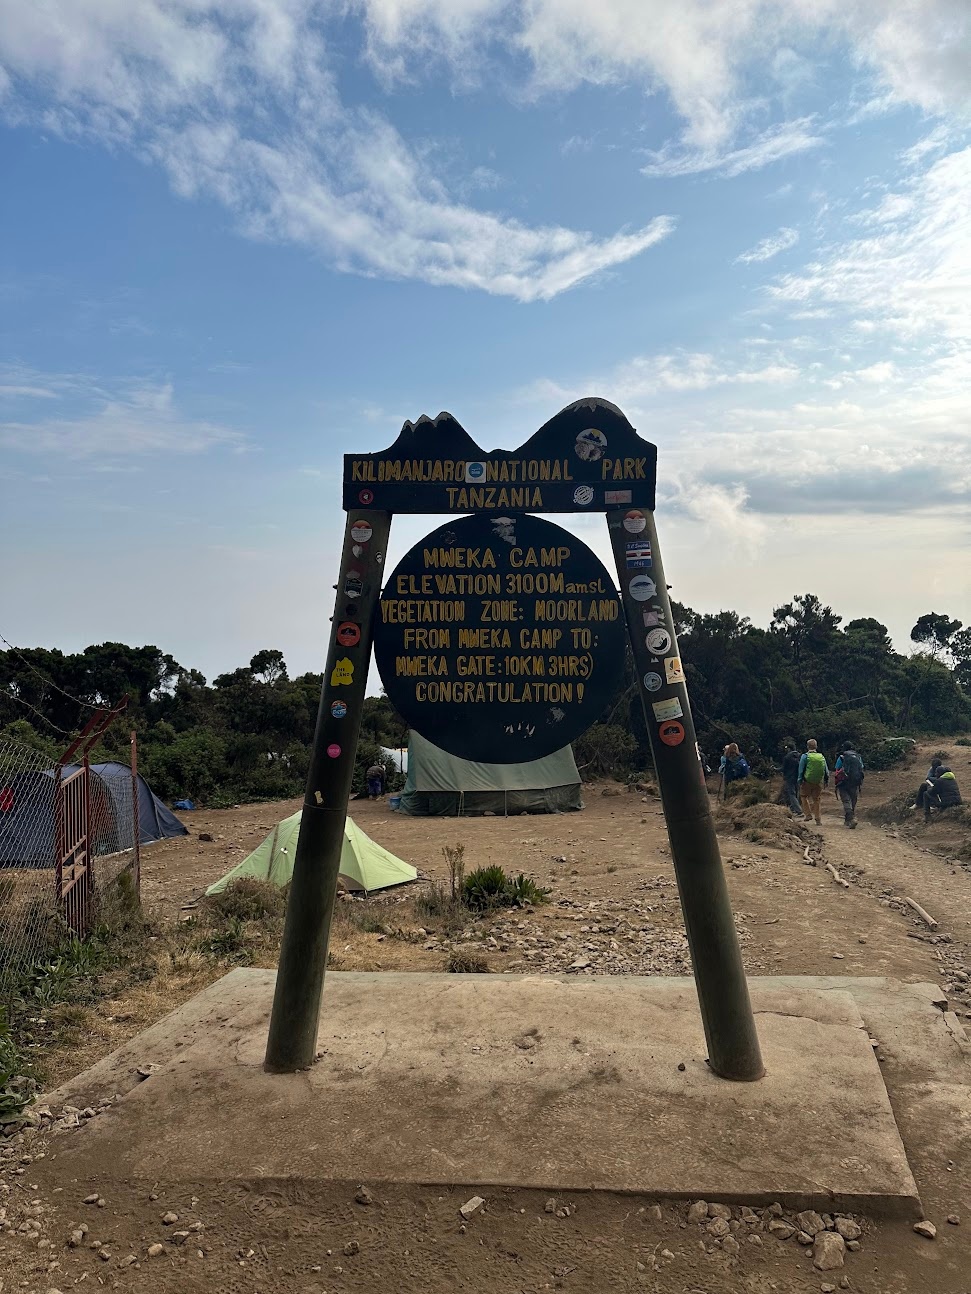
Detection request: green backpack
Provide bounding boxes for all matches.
[803,751,827,784]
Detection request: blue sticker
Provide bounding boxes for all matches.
[331,700,348,719]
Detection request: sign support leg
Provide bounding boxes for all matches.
[264,509,392,1073]
[608,510,764,1082]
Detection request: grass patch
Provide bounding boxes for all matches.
[446,951,490,973]
[203,878,286,924]
[724,779,773,807]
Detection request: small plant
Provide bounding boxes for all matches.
[0,1017,31,1124]
[955,737,971,747]
[204,878,286,924]
[443,843,466,900]
[507,873,551,907]
[196,917,252,963]
[462,866,550,911]
[446,951,490,973]
[414,882,454,920]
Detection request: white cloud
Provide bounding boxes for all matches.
[0,2,674,302]
[0,374,242,457]
[642,120,824,179]
[735,226,799,264]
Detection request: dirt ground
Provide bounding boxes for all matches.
[2,741,970,1293]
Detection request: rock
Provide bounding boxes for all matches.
[913,1220,937,1239]
[161,1211,179,1225]
[544,1198,557,1214]
[459,1196,485,1219]
[646,1204,663,1223]
[797,1210,825,1236]
[687,1201,709,1224]
[835,1218,861,1240]
[170,1231,191,1245]
[741,1208,760,1225]
[722,1236,740,1256]
[354,1186,374,1206]
[821,1285,836,1293]
[147,1244,164,1257]
[708,1203,732,1220]
[813,1232,846,1271]
[797,1231,814,1245]
[677,1062,686,1072]
[767,1202,784,1217]
[570,957,591,970]
[747,1235,763,1247]
[947,1214,960,1225]
[846,1240,861,1252]
[136,1065,159,1080]
[198,833,214,842]
[82,1194,99,1205]
[660,1248,674,1260]
[768,1221,795,1240]
[707,1218,731,1239]
[343,1240,360,1256]
[839,1280,850,1290]
[98,1249,111,1262]
[68,1229,85,1247]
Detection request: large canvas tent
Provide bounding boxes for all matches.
[0,762,187,869]
[206,812,417,895]
[398,731,582,816]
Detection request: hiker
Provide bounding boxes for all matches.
[798,739,830,824]
[366,762,386,800]
[913,759,945,813]
[718,742,750,799]
[920,765,963,821]
[833,742,865,829]
[780,739,804,818]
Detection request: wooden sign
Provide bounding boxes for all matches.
[373,513,625,762]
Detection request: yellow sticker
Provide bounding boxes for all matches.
[330,657,354,686]
[664,656,685,685]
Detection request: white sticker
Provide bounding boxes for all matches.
[350,519,372,544]
[575,428,607,462]
[646,627,672,655]
[643,672,663,692]
[623,509,647,535]
[652,697,684,721]
[573,484,594,506]
[628,575,657,602]
[664,656,685,684]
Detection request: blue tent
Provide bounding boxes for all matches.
[0,762,186,869]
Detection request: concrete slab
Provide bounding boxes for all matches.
[46,971,922,1215]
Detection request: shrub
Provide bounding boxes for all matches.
[725,780,773,807]
[446,951,490,973]
[955,737,971,747]
[462,866,550,911]
[204,878,286,924]
[0,1020,30,1125]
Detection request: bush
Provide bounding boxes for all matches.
[955,737,971,747]
[0,1019,30,1124]
[462,866,550,911]
[204,878,286,924]
[446,951,490,973]
[724,779,773,807]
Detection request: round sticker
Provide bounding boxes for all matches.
[658,720,685,747]
[573,484,594,506]
[326,743,342,758]
[337,621,361,647]
[623,509,647,535]
[466,462,486,482]
[330,700,348,719]
[351,520,372,544]
[575,428,607,462]
[646,627,672,655]
[358,489,374,505]
[628,575,657,602]
[344,571,363,598]
[643,672,663,692]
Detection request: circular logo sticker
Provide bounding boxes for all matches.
[628,574,657,602]
[330,700,348,719]
[358,489,374,505]
[351,520,372,544]
[646,627,672,655]
[658,720,685,747]
[575,428,607,463]
[466,461,486,482]
[344,571,363,598]
[337,621,361,647]
[326,743,342,759]
[643,672,663,692]
[623,509,647,534]
[573,484,595,506]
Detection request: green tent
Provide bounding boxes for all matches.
[205,812,417,895]
[399,731,582,816]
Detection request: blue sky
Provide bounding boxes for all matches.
[1,1,969,683]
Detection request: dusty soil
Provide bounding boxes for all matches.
[2,742,970,1293]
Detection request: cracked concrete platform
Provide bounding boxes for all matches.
[47,971,925,1214]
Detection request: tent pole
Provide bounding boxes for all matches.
[265,509,392,1073]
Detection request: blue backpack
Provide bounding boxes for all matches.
[725,754,750,782]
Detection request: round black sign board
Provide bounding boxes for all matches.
[375,513,625,763]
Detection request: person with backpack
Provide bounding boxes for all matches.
[781,739,804,818]
[913,759,945,814]
[718,742,750,799]
[921,766,962,821]
[834,742,865,829]
[798,739,830,824]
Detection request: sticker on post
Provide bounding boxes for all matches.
[337,621,361,648]
[625,541,652,568]
[326,743,342,759]
[351,519,372,544]
[330,700,348,719]
[344,571,363,598]
[330,658,354,686]
[573,484,594,506]
[664,656,685,684]
[575,428,607,462]
[658,720,685,747]
[623,510,647,534]
[358,488,374,505]
[643,610,661,628]
[646,627,672,655]
[652,696,684,721]
[628,574,657,602]
[643,672,663,692]
[465,461,487,483]
[605,489,632,504]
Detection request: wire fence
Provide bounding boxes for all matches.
[0,735,140,1010]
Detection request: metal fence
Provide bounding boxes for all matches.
[0,734,141,1007]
